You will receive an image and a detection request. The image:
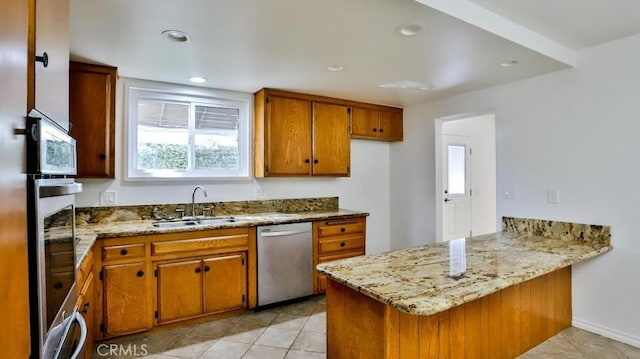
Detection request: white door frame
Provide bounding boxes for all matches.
[435,110,496,242]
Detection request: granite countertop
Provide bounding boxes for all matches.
[316,217,612,316]
[75,209,368,268]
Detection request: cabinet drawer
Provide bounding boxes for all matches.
[318,249,365,264]
[152,234,248,256]
[103,243,145,261]
[317,218,365,237]
[318,235,365,255]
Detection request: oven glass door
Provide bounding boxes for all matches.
[36,178,81,358]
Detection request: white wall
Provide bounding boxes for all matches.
[441,115,497,238]
[392,33,640,346]
[76,80,392,255]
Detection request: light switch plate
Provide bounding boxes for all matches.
[100,191,117,205]
[255,187,264,199]
[547,189,560,204]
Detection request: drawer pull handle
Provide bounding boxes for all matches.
[340,228,346,233]
[120,249,128,256]
[195,267,202,274]
[136,270,144,277]
[340,242,346,247]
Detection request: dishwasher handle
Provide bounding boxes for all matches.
[260,229,310,237]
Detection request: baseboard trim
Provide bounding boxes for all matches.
[573,317,640,348]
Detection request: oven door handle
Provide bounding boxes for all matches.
[69,311,87,359]
[39,182,83,198]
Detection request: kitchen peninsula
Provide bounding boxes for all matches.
[317,217,612,359]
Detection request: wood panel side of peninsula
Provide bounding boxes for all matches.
[326,266,571,359]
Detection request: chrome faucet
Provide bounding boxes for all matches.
[191,186,208,218]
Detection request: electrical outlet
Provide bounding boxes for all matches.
[255,187,264,199]
[547,189,560,204]
[100,191,117,205]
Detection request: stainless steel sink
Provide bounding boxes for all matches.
[152,217,235,228]
[196,217,235,225]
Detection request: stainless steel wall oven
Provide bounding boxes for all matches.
[26,109,86,359]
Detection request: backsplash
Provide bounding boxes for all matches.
[502,216,611,245]
[76,197,339,224]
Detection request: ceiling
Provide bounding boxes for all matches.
[69,0,640,108]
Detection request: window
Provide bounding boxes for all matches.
[125,80,252,180]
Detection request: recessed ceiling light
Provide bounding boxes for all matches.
[398,24,423,37]
[162,30,191,43]
[188,76,207,83]
[327,65,344,72]
[499,60,518,68]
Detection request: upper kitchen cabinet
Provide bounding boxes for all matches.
[351,106,403,141]
[254,89,351,177]
[69,62,117,178]
[29,0,70,130]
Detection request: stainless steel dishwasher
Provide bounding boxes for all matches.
[257,222,313,307]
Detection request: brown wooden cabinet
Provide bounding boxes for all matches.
[30,0,70,130]
[76,250,95,359]
[69,62,117,178]
[95,227,256,339]
[352,107,403,141]
[102,261,152,337]
[155,253,247,324]
[313,217,367,293]
[254,89,351,177]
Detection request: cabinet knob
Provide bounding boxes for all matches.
[372,128,378,132]
[120,249,128,256]
[379,128,384,133]
[204,265,210,272]
[35,52,49,67]
[99,153,107,159]
[340,241,346,247]
[314,159,318,164]
[305,159,310,164]
[340,227,346,233]
[195,267,202,274]
[53,282,63,290]
[81,302,90,314]
[137,270,144,277]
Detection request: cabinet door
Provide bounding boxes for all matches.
[378,110,403,141]
[203,253,247,314]
[33,0,70,130]
[351,107,379,139]
[77,271,94,359]
[103,262,151,336]
[312,102,351,176]
[69,62,117,178]
[265,95,312,176]
[156,260,203,323]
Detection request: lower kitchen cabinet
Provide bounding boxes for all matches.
[203,253,247,313]
[102,261,152,337]
[156,253,247,324]
[313,217,367,294]
[95,227,255,339]
[156,259,203,323]
[75,271,94,359]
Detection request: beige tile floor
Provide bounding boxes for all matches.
[92,295,639,358]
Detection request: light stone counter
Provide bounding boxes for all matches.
[316,217,612,316]
[75,208,368,268]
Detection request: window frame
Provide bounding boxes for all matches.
[124,79,252,181]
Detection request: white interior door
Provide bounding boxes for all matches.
[442,135,471,241]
